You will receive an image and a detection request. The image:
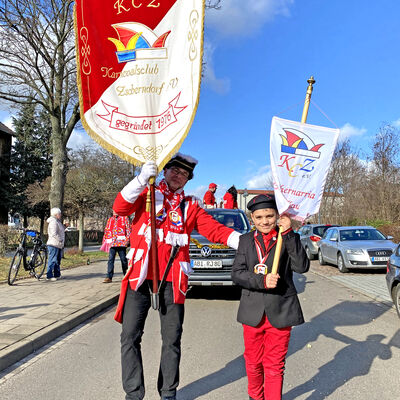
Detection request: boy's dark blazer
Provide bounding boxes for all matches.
[232,229,309,328]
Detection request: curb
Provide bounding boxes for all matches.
[0,293,119,372]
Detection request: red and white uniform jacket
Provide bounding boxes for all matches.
[102,216,131,247]
[113,177,240,323]
[223,192,238,209]
[203,190,216,208]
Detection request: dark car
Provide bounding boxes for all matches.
[386,243,400,318]
[297,224,339,260]
[188,208,251,286]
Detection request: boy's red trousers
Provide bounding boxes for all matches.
[243,315,292,400]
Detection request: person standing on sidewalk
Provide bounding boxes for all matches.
[46,208,65,281]
[113,153,240,400]
[102,211,131,283]
[203,182,217,208]
[232,194,309,400]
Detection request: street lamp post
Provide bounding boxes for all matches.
[243,188,248,210]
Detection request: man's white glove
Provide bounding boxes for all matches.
[137,161,158,185]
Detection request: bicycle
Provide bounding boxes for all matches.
[8,229,48,285]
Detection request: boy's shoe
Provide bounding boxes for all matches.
[46,277,57,281]
[103,277,112,283]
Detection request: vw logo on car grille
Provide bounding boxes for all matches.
[201,246,212,257]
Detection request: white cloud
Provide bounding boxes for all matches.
[392,118,400,127]
[206,0,294,37]
[2,115,14,130]
[203,1,294,94]
[340,123,367,139]
[202,41,230,94]
[187,184,207,200]
[67,128,96,149]
[246,165,273,189]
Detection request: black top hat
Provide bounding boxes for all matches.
[164,152,198,180]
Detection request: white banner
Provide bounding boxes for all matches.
[270,116,340,220]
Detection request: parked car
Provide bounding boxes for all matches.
[188,208,251,286]
[317,226,397,273]
[386,244,400,318]
[297,224,339,260]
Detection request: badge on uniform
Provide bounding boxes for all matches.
[254,263,268,275]
[169,211,183,227]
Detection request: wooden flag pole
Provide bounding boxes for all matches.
[271,76,315,275]
[146,176,160,310]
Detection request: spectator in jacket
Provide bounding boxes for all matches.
[203,183,217,208]
[46,208,65,281]
[232,194,309,400]
[223,185,238,209]
[102,211,131,283]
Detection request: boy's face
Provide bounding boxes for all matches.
[251,208,278,234]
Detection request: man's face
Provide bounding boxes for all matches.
[164,166,189,192]
[251,208,278,234]
[210,186,217,193]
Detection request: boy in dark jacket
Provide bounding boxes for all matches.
[232,194,309,400]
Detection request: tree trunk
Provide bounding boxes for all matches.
[40,215,45,237]
[78,210,84,253]
[49,122,68,210]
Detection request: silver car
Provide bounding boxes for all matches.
[318,226,396,273]
[188,209,251,286]
[298,224,339,260]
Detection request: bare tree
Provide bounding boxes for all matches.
[64,145,137,250]
[322,139,363,224]
[369,123,400,222]
[0,0,79,211]
[206,0,222,9]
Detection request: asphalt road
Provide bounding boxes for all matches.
[0,265,399,400]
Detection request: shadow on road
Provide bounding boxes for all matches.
[288,300,391,358]
[285,330,400,399]
[177,355,246,399]
[285,298,397,399]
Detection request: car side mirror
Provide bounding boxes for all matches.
[387,235,394,240]
[330,237,337,242]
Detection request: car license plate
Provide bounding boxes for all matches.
[371,256,389,262]
[191,260,223,269]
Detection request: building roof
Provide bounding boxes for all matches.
[237,189,274,195]
[0,121,14,136]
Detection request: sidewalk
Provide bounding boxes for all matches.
[0,261,122,372]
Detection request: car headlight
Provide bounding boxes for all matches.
[345,249,364,255]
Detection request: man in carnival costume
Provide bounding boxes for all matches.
[203,182,218,208]
[113,153,241,400]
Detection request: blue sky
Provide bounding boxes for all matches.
[2,0,400,204]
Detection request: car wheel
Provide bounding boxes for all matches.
[337,253,349,273]
[393,284,400,319]
[318,249,326,265]
[305,247,314,260]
